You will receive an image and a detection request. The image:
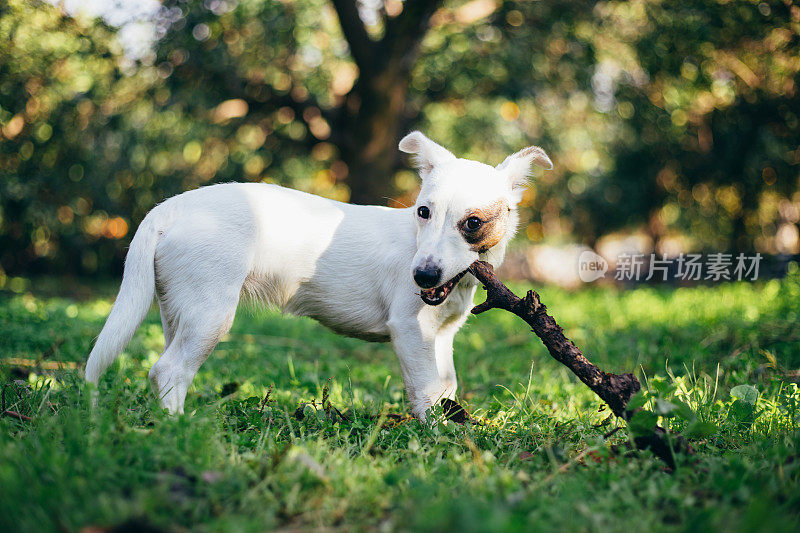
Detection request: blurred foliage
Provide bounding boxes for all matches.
[1,0,799,276]
[415,0,800,253]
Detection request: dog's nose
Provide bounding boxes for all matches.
[413,265,442,289]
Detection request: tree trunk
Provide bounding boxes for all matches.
[330,0,442,205]
[339,69,410,205]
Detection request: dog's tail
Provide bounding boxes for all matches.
[85,208,163,384]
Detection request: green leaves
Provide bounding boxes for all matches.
[655,398,691,419]
[626,390,647,411]
[627,409,658,437]
[625,378,718,441]
[682,419,718,439]
[727,384,760,429]
[730,384,759,406]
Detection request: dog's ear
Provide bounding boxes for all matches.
[496,146,553,203]
[398,131,455,177]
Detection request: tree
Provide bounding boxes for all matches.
[328,0,442,204]
[156,0,442,205]
[2,0,799,277]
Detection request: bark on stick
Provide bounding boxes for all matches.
[468,260,690,469]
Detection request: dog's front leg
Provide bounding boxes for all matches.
[388,316,447,421]
[435,328,459,401]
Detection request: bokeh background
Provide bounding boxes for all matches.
[1,0,799,282]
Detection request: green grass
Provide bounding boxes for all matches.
[1,269,800,532]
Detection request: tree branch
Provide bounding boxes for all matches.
[330,0,376,72]
[468,260,692,469]
[469,261,640,417]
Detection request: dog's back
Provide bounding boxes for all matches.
[85,182,416,406]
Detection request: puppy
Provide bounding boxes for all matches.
[85,132,552,419]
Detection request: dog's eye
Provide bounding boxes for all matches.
[417,206,430,219]
[465,216,483,231]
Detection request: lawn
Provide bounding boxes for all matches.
[1,269,799,532]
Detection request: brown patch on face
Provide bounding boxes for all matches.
[458,199,510,253]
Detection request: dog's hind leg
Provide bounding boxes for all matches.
[148,294,239,414]
[146,213,254,413]
[158,299,175,349]
[148,247,250,413]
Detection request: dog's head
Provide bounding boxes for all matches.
[399,131,552,306]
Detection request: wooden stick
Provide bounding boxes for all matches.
[469,261,640,417]
[468,260,690,469]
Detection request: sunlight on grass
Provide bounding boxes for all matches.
[1,273,799,531]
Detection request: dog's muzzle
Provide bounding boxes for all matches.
[419,270,468,306]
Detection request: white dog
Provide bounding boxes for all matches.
[85,132,551,419]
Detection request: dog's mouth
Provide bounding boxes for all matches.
[420,270,468,306]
